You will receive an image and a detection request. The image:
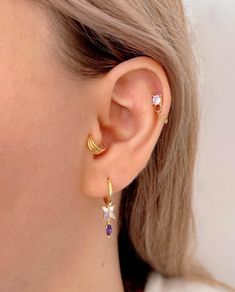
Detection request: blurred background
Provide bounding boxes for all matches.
[185,0,235,287]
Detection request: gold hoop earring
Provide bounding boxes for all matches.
[102,177,116,237]
[152,94,168,124]
[87,135,106,155]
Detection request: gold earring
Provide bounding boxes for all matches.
[102,178,116,237]
[152,94,168,124]
[87,135,106,155]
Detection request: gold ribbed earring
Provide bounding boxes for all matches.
[87,135,106,155]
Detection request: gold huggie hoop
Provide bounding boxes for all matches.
[102,177,116,237]
[87,135,106,155]
[152,94,168,124]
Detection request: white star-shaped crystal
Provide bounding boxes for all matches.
[102,204,116,220]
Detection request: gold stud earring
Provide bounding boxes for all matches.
[152,94,168,124]
[87,135,106,155]
[102,177,116,237]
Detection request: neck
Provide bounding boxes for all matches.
[48,202,124,292]
[0,191,124,292]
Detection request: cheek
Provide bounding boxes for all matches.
[0,40,91,273]
[0,74,86,265]
[0,0,84,206]
[0,0,90,277]
[0,69,85,212]
[0,0,89,211]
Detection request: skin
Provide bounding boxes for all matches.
[0,1,171,291]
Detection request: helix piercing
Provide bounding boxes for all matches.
[152,94,168,124]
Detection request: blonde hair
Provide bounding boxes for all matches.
[38,0,233,290]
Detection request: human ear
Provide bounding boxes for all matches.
[80,56,171,197]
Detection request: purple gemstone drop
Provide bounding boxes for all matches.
[105,224,112,236]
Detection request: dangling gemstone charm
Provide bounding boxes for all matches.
[102,202,115,237]
[105,223,112,237]
[102,178,115,238]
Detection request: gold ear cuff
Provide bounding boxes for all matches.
[86,135,106,155]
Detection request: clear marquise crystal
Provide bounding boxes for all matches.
[152,94,162,106]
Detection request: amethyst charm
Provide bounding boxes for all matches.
[105,224,112,237]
